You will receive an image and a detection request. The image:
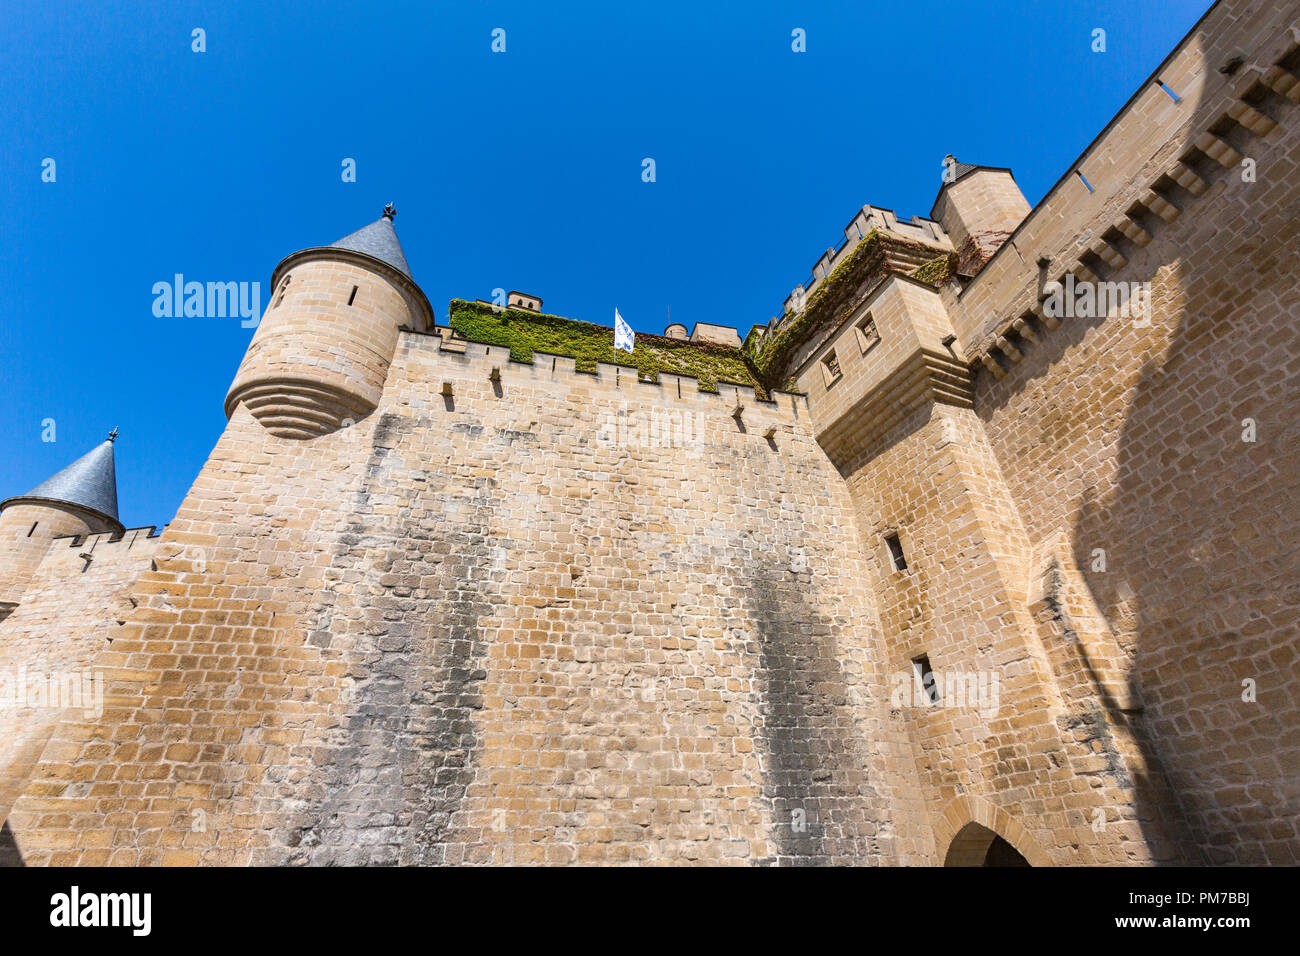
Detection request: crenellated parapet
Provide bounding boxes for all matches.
[778,204,952,320]
[445,299,759,395]
[410,329,804,430]
[747,227,956,392]
[42,525,163,568]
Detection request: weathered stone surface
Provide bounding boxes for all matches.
[0,0,1296,866]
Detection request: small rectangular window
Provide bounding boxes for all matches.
[347,285,358,306]
[885,532,907,571]
[913,654,939,704]
[27,522,38,537]
[855,315,880,353]
[821,349,842,387]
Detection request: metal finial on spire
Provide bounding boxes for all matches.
[108,427,119,442]
[328,212,411,278]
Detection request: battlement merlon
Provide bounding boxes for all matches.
[781,204,953,316]
[40,526,165,570]
[49,525,163,549]
[397,330,810,422]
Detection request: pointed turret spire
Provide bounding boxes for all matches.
[1,435,122,529]
[328,205,412,279]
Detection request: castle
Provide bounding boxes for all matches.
[1,0,1297,865]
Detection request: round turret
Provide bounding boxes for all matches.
[0,433,123,613]
[225,205,435,439]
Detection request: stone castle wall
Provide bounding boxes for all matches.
[926,0,1300,864]
[964,78,1300,864]
[1,0,1296,868]
[0,504,100,613]
[6,336,929,865]
[0,526,162,852]
[757,0,1300,865]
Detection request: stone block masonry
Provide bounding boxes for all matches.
[969,59,1300,862]
[2,0,1297,867]
[0,526,162,860]
[5,334,928,865]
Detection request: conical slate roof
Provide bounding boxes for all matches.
[328,205,411,278]
[3,436,120,527]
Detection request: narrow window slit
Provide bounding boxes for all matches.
[913,654,940,704]
[885,532,907,571]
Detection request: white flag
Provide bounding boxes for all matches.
[614,308,635,353]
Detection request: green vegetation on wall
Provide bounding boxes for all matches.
[911,253,959,288]
[447,299,765,396]
[743,229,952,386]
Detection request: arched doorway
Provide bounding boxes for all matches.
[943,821,1031,866]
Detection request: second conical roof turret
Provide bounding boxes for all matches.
[0,431,123,530]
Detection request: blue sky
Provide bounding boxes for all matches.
[0,0,1213,528]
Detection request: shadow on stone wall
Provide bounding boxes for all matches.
[1071,190,1300,864]
[745,562,891,865]
[0,821,23,866]
[285,412,501,865]
[965,25,1300,863]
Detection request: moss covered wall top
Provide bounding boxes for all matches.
[743,230,953,387]
[447,300,764,396]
